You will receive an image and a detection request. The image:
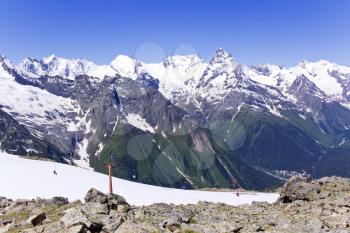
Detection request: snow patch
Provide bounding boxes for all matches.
[110,55,138,80]
[0,65,81,134]
[0,152,279,206]
[299,114,307,120]
[339,138,346,146]
[126,114,155,133]
[74,138,91,170]
[95,142,104,156]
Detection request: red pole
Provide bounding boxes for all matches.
[105,162,114,194]
[108,164,113,194]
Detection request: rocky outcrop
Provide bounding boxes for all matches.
[0,109,68,162]
[277,176,350,203]
[1,176,350,232]
[60,189,130,232]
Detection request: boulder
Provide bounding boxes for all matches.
[134,209,145,221]
[162,217,181,232]
[277,176,321,203]
[0,197,12,209]
[116,204,129,213]
[107,193,128,210]
[278,176,350,203]
[317,176,350,197]
[84,188,108,204]
[11,199,36,209]
[88,214,114,226]
[81,202,109,216]
[26,210,46,226]
[102,216,124,233]
[115,222,158,233]
[34,196,69,206]
[61,207,92,229]
[0,219,13,227]
[178,209,194,223]
[47,196,69,206]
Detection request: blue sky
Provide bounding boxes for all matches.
[0,0,349,66]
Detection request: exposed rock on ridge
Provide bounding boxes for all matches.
[1,176,350,232]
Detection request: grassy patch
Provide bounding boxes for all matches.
[1,209,31,233]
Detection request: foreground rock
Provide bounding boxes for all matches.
[1,176,350,232]
[26,209,46,226]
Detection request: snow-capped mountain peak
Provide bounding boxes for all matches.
[16,54,122,81]
[210,47,235,65]
[0,55,15,70]
[290,60,344,97]
[161,54,207,82]
[42,54,57,64]
[163,54,203,68]
[2,49,350,107]
[297,59,335,70]
[298,60,308,69]
[197,48,238,89]
[110,55,139,80]
[289,74,327,98]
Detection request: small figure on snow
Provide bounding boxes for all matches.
[232,177,240,197]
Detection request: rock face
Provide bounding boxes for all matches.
[1,177,350,232]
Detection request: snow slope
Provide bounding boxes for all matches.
[0,63,79,134]
[18,55,116,80]
[0,152,279,206]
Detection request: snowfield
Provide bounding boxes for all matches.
[0,152,279,206]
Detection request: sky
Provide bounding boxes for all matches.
[0,0,349,66]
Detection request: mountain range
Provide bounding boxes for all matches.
[1,48,350,190]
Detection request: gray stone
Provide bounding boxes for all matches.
[101,216,124,233]
[47,196,69,206]
[81,202,109,216]
[277,176,321,203]
[26,210,46,226]
[163,217,181,232]
[107,194,128,210]
[66,224,88,233]
[115,222,157,233]
[61,207,92,228]
[0,197,13,209]
[88,214,114,226]
[178,209,194,223]
[84,188,108,204]
[134,209,145,221]
[116,204,129,213]
[11,199,35,209]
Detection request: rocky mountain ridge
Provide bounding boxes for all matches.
[1,176,350,233]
